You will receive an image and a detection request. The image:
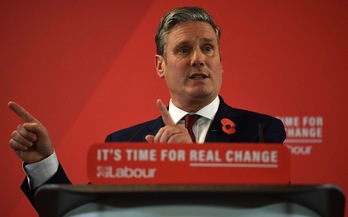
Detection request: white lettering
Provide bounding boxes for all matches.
[160,149,185,162]
[286,127,322,138]
[190,150,222,162]
[278,116,300,127]
[302,116,323,127]
[113,149,122,161]
[225,150,278,163]
[287,145,312,155]
[125,149,157,161]
[97,148,113,161]
[97,166,156,179]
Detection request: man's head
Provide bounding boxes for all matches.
[155,7,224,112]
[155,7,221,58]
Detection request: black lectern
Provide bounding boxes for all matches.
[35,184,345,217]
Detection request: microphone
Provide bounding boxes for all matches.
[258,123,264,143]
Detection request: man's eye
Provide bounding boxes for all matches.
[179,48,189,54]
[203,46,213,52]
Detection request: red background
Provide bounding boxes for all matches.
[1,1,347,216]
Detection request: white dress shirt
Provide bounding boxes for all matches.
[169,96,220,143]
[23,151,59,189]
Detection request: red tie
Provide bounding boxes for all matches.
[184,114,200,142]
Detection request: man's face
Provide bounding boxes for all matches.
[156,21,223,111]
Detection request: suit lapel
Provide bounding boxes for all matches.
[147,116,164,135]
[205,97,240,142]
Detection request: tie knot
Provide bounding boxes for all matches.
[184,114,200,129]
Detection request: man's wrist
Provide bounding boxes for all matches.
[23,151,59,189]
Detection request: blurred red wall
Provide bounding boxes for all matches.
[1,1,347,216]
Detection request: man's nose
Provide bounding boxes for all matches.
[191,48,205,67]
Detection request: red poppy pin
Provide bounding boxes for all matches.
[221,118,236,135]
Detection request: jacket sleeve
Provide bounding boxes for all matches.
[20,162,71,210]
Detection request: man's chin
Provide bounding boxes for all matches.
[188,91,216,102]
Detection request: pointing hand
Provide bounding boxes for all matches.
[145,99,193,143]
[8,102,54,164]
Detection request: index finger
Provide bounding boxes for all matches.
[8,101,39,123]
[156,99,175,126]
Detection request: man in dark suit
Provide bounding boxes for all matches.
[8,7,285,210]
[106,96,285,144]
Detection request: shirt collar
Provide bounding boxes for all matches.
[169,96,220,124]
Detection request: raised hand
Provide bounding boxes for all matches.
[8,102,54,164]
[145,99,193,143]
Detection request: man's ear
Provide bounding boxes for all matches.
[155,55,165,78]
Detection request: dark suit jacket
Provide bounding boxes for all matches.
[21,96,286,209]
[105,96,286,143]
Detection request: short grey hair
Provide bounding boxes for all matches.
[155,7,221,57]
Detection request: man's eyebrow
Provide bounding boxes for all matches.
[201,37,216,43]
[174,38,216,47]
[202,37,214,42]
[174,40,190,47]
[171,40,191,52]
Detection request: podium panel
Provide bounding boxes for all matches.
[35,184,345,217]
[87,143,291,185]
[35,144,344,216]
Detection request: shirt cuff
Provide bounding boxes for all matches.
[23,151,59,189]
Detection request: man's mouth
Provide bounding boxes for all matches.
[190,74,208,80]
